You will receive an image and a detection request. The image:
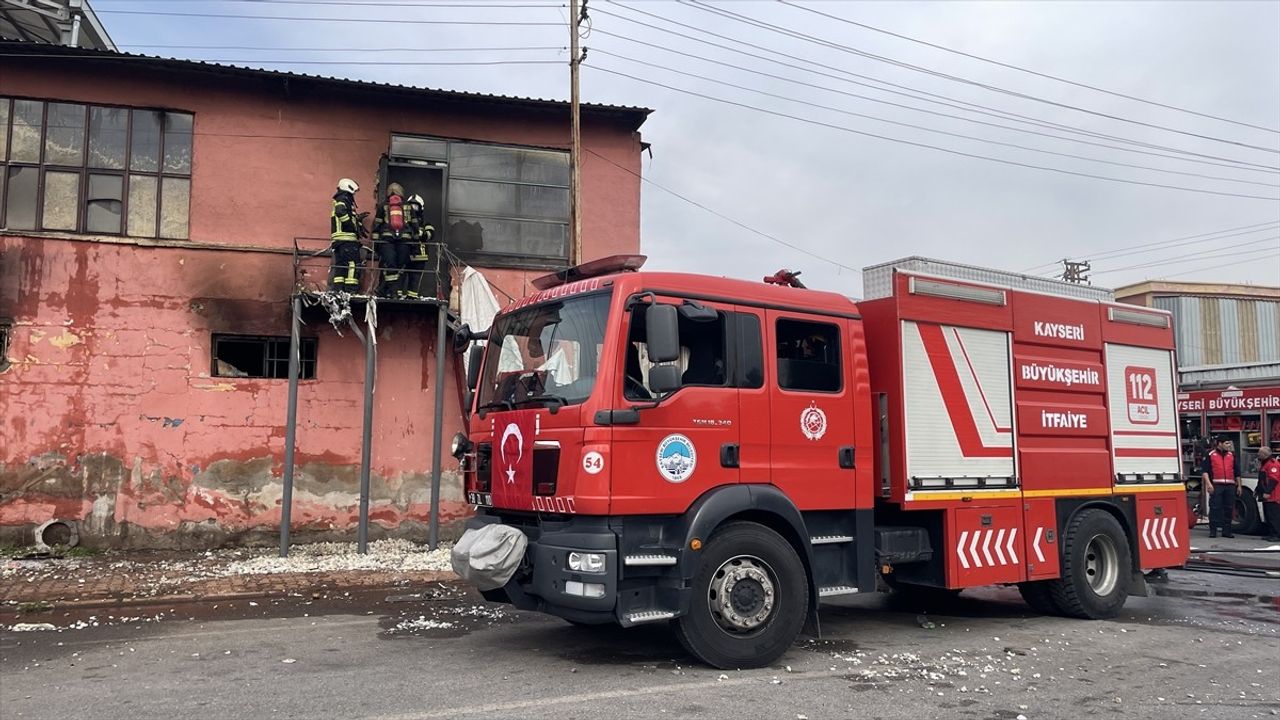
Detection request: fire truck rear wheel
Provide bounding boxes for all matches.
[1049,509,1131,619]
[674,522,809,670]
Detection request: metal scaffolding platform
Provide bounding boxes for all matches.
[278,238,459,556]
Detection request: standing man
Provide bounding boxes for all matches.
[1203,435,1238,539]
[1257,446,1280,542]
[330,178,364,292]
[404,193,435,300]
[372,182,408,298]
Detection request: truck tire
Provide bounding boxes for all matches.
[1048,509,1131,619]
[1017,581,1060,615]
[674,522,809,669]
[1233,487,1261,535]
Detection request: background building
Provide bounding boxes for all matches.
[0,41,649,547]
[1115,280,1279,527]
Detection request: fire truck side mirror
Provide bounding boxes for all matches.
[466,345,484,390]
[649,364,682,394]
[646,304,680,363]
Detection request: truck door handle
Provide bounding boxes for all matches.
[721,443,740,468]
[839,446,855,469]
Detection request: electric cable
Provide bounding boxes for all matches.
[1019,220,1280,273]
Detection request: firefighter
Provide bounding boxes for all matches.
[1257,446,1280,542]
[330,178,365,292]
[372,182,408,298]
[1203,435,1239,538]
[404,193,435,300]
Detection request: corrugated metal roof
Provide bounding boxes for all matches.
[0,38,652,127]
[0,0,113,50]
[1157,294,1280,369]
[1180,361,1280,388]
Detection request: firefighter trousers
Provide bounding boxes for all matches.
[376,239,409,297]
[1264,502,1280,540]
[1208,483,1237,533]
[330,241,363,292]
[403,242,429,299]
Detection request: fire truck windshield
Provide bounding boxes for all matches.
[476,291,612,412]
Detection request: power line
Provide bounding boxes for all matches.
[589,64,1280,202]
[1019,220,1280,272]
[685,0,1280,156]
[595,3,1280,175]
[592,48,1280,189]
[584,148,860,273]
[1094,239,1280,275]
[93,8,565,24]
[779,0,1280,136]
[1155,251,1280,280]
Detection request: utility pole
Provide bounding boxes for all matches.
[569,0,585,266]
[1061,259,1092,285]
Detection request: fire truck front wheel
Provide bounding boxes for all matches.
[674,522,809,670]
[1049,509,1132,619]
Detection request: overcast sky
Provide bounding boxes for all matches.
[98,0,1280,296]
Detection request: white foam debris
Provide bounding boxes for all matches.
[223,540,453,575]
[388,615,457,633]
[9,623,56,632]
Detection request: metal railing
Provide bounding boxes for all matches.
[292,235,452,301]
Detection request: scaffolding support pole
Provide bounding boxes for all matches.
[428,301,448,550]
[357,309,376,554]
[279,295,302,557]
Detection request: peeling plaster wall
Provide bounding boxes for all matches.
[0,237,472,548]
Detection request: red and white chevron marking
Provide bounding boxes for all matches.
[1141,516,1178,551]
[955,528,1019,570]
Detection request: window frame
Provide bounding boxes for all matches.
[387,132,571,268]
[211,334,317,380]
[0,96,192,238]
[774,317,844,394]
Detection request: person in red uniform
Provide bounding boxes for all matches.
[1256,446,1280,542]
[1203,436,1239,538]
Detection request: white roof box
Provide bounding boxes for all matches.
[862,256,1114,302]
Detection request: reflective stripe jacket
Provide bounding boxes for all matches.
[330,192,359,242]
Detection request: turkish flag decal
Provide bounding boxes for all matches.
[490,409,537,510]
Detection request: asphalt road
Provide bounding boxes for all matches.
[3,560,1277,720]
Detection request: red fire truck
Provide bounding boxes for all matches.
[451,256,1189,669]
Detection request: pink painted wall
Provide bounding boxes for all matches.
[0,57,645,547]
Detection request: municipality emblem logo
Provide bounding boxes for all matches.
[800,403,828,441]
[656,434,696,483]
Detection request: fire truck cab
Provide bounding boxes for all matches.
[453,256,1188,669]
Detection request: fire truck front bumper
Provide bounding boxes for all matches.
[465,514,619,625]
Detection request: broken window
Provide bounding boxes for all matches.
[0,97,192,238]
[0,318,12,373]
[776,319,842,393]
[212,334,317,380]
[388,134,571,268]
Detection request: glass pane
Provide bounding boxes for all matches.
[85,174,123,234]
[447,215,568,259]
[160,177,190,239]
[0,98,9,161]
[127,175,158,237]
[42,171,81,231]
[449,143,568,185]
[163,113,193,174]
[449,179,568,221]
[10,99,43,164]
[390,135,446,160]
[130,110,161,172]
[4,166,38,230]
[88,107,128,169]
[45,103,85,166]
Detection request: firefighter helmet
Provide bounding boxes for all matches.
[337,178,359,194]
[408,194,424,208]
[387,182,405,198]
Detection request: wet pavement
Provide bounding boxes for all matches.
[2,561,1277,720]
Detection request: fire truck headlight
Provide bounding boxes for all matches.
[567,552,606,574]
[564,581,606,598]
[451,432,471,459]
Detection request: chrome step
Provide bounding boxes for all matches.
[624,554,678,567]
[626,610,676,624]
[818,585,859,598]
[810,535,854,545]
